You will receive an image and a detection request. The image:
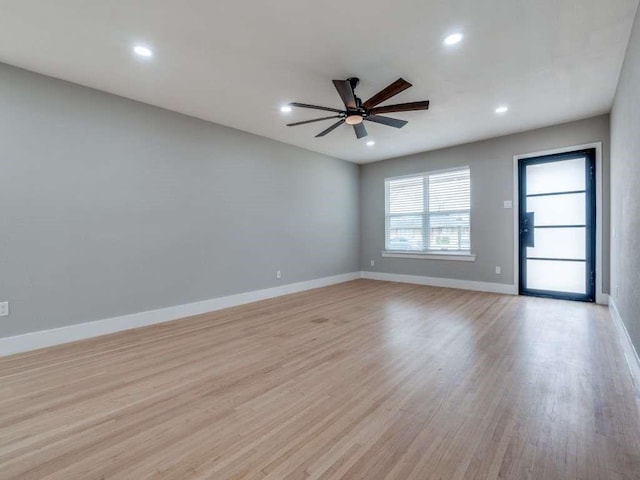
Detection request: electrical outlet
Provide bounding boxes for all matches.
[276,270,282,279]
[495,266,501,275]
[370,260,375,267]
[0,302,8,317]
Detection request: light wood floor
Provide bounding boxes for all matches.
[1,280,639,479]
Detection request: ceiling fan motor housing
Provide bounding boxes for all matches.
[347,78,363,108]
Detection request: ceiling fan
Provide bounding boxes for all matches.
[285,77,429,139]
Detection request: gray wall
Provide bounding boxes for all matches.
[0,63,359,338]
[0,59,617,341]
[360,116,610,288]
[610,5,640,352]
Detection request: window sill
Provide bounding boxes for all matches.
[381,251,477,262]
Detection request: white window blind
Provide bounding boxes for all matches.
[385,168,471,253]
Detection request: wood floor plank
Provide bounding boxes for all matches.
[1,280,639,479]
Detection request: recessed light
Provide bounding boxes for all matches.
[495,106,509,114]
[366,140,375,147]
[133,45,153,58]
[443,33,464,46]
[280,105,292,113]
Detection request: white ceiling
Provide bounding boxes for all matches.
[0,0,637,163]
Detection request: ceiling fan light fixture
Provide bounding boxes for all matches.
[345,114,363,125]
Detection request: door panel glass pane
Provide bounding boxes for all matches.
[526,158,586,195]
[527,259,586,294]
[527,227,586,260]
[527,193,585,226]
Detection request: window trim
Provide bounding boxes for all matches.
[381,251,477,262]
[384,166,472,255]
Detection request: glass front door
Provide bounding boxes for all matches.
[518,149,596,301]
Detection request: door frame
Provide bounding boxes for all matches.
[512,142,606,304]
[518,149,596,301]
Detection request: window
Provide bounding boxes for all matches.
[385,168,471,253]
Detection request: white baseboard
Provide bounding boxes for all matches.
[609,298,640,391]
[360,271,517,295]
[0,272,361,357]
[2,270,607,357]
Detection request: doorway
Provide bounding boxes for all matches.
[518,149,596,301]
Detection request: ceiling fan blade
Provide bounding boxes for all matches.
[287,115,342,127]
[289,102,344,114]
[315,120,344,137]
[366,115,408,129]
[369,101,430,115]
[362,78,412,109]
[332,80,357,109]
[353,123,368,139]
